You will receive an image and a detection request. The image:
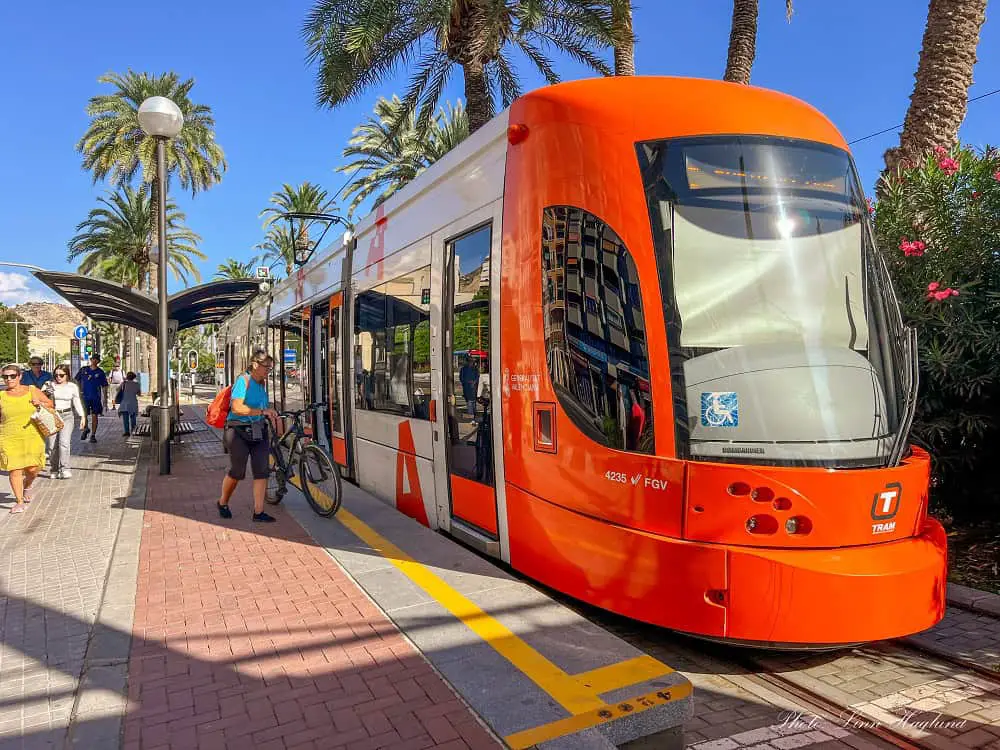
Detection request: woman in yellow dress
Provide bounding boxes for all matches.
[0,364,53,513]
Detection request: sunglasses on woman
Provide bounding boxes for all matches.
[2,374,18,381]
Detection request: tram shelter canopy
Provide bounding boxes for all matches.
[32,271,261,337]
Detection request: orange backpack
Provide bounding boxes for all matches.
[205,374,247,428]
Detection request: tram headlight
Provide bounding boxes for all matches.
[785,517,798,534]
[746,517,757,532]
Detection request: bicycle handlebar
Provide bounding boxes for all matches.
[276,402,327,419]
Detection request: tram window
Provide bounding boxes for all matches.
[542,206,654,454]
[354,266,432,420]
[283,315,307,414]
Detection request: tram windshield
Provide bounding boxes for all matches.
[638,135,909,467]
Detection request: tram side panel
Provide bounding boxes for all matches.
[348,230,440,530]
[345,119,508,535]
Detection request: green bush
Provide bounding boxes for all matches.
[874,145,1000,521]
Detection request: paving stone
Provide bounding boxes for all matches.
[0,416,141,749]
[123,413,503,750]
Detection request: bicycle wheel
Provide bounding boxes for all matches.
[265,449,284,504]
[299,444,342,517]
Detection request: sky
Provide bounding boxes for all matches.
[0,0,998,306]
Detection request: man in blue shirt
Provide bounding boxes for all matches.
[75,356,108,443]
[22,357,52,389]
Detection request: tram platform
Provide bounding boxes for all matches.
[282,477,695,749]
[162,407,694,748]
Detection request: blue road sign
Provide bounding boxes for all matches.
[283,349,296,363]
[74,325,89,340]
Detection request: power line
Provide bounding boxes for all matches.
[848,86,1000,145]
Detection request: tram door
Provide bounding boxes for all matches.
[311,305,331,451]
[326,293,350,472]
[441,224,497,539]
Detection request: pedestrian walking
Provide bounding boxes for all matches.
[23,357,54,465]
[0,364,53,512]
[109,364,125,410]
[43,365,85,479]
[216,350,278,523]
[22,357,52,389]
[75,356,108,443]
[117,372,141,436]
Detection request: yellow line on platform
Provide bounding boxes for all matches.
[571,655,674,694]
[336,506,606,714]
[503,683,694,749]
[291,475,682,734]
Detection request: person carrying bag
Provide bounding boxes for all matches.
[43,365,85,479]
[215,350,279,523]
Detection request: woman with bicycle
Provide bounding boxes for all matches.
[217,350,279,522]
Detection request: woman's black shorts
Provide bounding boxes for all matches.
[224,423,270,480]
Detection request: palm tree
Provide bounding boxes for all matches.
[338,96,469,217]
[76,70,226,294]
[260,182,337,228]
[215,259,256,280]
[303,0,615,134]
[255,225,297,279]
[883,0,988,173]
[259,182,338,267]
[77,70,226,194]
[611,0,635,75]
[67,186,203,376]
[67,186,204,287]
[723,0,793,85]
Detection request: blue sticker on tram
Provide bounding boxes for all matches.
[701,392,739,428]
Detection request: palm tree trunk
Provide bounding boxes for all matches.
[883,0,988,173]
[724,0,758,85]
[612,0,636,76]
[463,60,492,133]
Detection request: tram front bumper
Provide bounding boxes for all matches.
[713,517,948,647]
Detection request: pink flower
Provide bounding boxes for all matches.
[938,157,960,175]
[994,170,1000,182]
[866,197,875,215]
[900,238,926,257]
[972,191,981,200]
[934,145,949,157]
[926,284,959,301]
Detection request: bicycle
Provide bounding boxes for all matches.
[266,402,343,517]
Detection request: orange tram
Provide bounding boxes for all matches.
[218,77,947,648]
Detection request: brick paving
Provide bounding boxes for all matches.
[123,427,499,750]
[583,590,1000,749]
[754,641,1000,749]
[909,605,1000,672]
[604,616,880,750]
[0,413,141,749]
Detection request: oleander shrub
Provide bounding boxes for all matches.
[873,144,1000,521]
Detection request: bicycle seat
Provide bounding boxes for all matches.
[277,409,307,419]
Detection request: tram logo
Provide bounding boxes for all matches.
[871,482,901,534]
[701,392,739,428]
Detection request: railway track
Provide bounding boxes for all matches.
[563,599,1000,749]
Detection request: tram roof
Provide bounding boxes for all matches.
[509,75,848,151]
[32,271,261,335]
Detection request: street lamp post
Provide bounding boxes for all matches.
[138,96,184,475]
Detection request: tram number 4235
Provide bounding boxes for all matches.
[604,471,669,491]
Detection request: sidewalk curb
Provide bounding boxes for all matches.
[65,438,149,749]
[947,582,1000,617]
